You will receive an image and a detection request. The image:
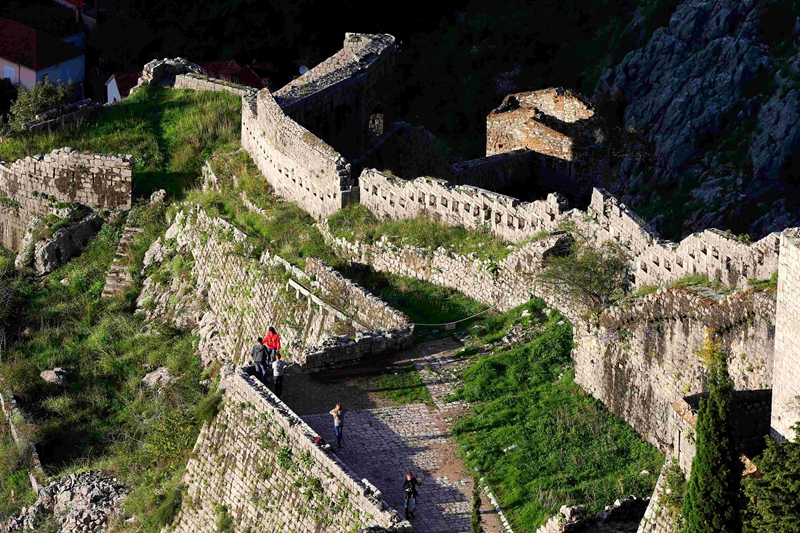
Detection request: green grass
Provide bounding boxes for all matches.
[369,364,433,405]
[0,201,216,532]
[452,299,663,530]
[0,416,37,520]
[328,203,517,262]
[670,274,730,294]
[0,87,241,200]
[631,285,659,298]
[747,270,778,294]
[185,151,341,268]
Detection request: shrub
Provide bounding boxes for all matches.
[470,479,485,533]
[683,334,741,533]
[539,237,631,311]
[152,484,184,527]
[8,78,73,131]
[743,423,800,533]
[195,390,224,424]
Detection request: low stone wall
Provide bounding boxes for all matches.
[174,73,254,97]
[0,389,44,494]
[171,367,408,532]
[21,99,101,132]
[535,497,649,533]
[0,148,132,252]
[574,289,775,450]
[638,464,677,533]
[319,220,582,320]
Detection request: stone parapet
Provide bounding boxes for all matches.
[0,148,132,252]
[171,367,408,532]
[21,99,102,132]
[174,73,255,97]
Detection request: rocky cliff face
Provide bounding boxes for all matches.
[597,0,800,239]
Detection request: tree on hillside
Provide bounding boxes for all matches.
[742,423,800,533]
[682,333,742,533]
[8,78,72,132]
[539,235,631,312]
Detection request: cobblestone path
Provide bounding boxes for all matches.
[303,338,504,533]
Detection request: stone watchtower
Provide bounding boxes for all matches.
[485,88,608,202]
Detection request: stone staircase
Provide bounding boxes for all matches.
[101,223,143,298]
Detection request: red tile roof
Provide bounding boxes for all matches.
[233,66,267,90]
[0,18,84,71]
[113,72,141,98]
[201,60,241,81]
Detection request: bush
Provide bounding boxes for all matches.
[152,484,184,527]
[683,334,741,533]
[743,423,800,533]
[195,390,224,424]
[539,237,631,311]
[8,78,72,131]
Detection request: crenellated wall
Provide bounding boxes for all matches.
[171,367,408,532]
[0,148,133,252]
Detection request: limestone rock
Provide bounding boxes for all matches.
[142,367,177,390]
[40,368,67,386]
[32,213,106,275]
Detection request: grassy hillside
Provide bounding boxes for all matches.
[0,87,241,199]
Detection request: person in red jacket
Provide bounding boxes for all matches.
[263,326,281,362]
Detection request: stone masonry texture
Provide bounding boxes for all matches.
[771,231,800,441]
[171,367,407,532]
[0,148,133,252]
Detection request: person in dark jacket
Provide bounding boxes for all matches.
[251,336,269,385]
[402,472,423,519]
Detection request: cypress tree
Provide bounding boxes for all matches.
[470,478,485,533]
[683,335,741,533]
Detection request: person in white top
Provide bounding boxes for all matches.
[329,403,350,448]
[271,352,293,398]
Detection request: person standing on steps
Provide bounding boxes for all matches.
[329,403,349,448]
[271,352,293,399]
[263,326,281,363]
[251,336,269,385]
[403,472,423,519]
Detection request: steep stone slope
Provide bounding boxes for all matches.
[597,0,800,239]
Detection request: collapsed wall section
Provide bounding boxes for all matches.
[573,289,775,450]
[242,91,353,220]
[171,367,406,532]
[0,149,133,251]
[771,231,800,441]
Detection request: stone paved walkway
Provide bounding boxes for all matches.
[302,338,504,533]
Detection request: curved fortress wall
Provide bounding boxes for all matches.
[0,149,133,251]
[172,367,405,533]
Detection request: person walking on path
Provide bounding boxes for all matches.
[403,472,423,519]
[251,336,269,385]
[271,352,293,399]
[263,326,281,363]
[329,404,349,448]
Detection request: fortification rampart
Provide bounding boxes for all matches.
[171,367,407,532]
[0,149,133,251]
[358,171,784,290]
[573,289,775,450]
[274,33,396,160]
[771,231,800,441]
[242,91,354,220]
[144,204,411,369]
[174,73,255,97]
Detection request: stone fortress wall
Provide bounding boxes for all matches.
[0,149,133,251]
[771,232,800,441]
[174,73,255,97]
[145,203,412,370]
[171,366,407,533]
